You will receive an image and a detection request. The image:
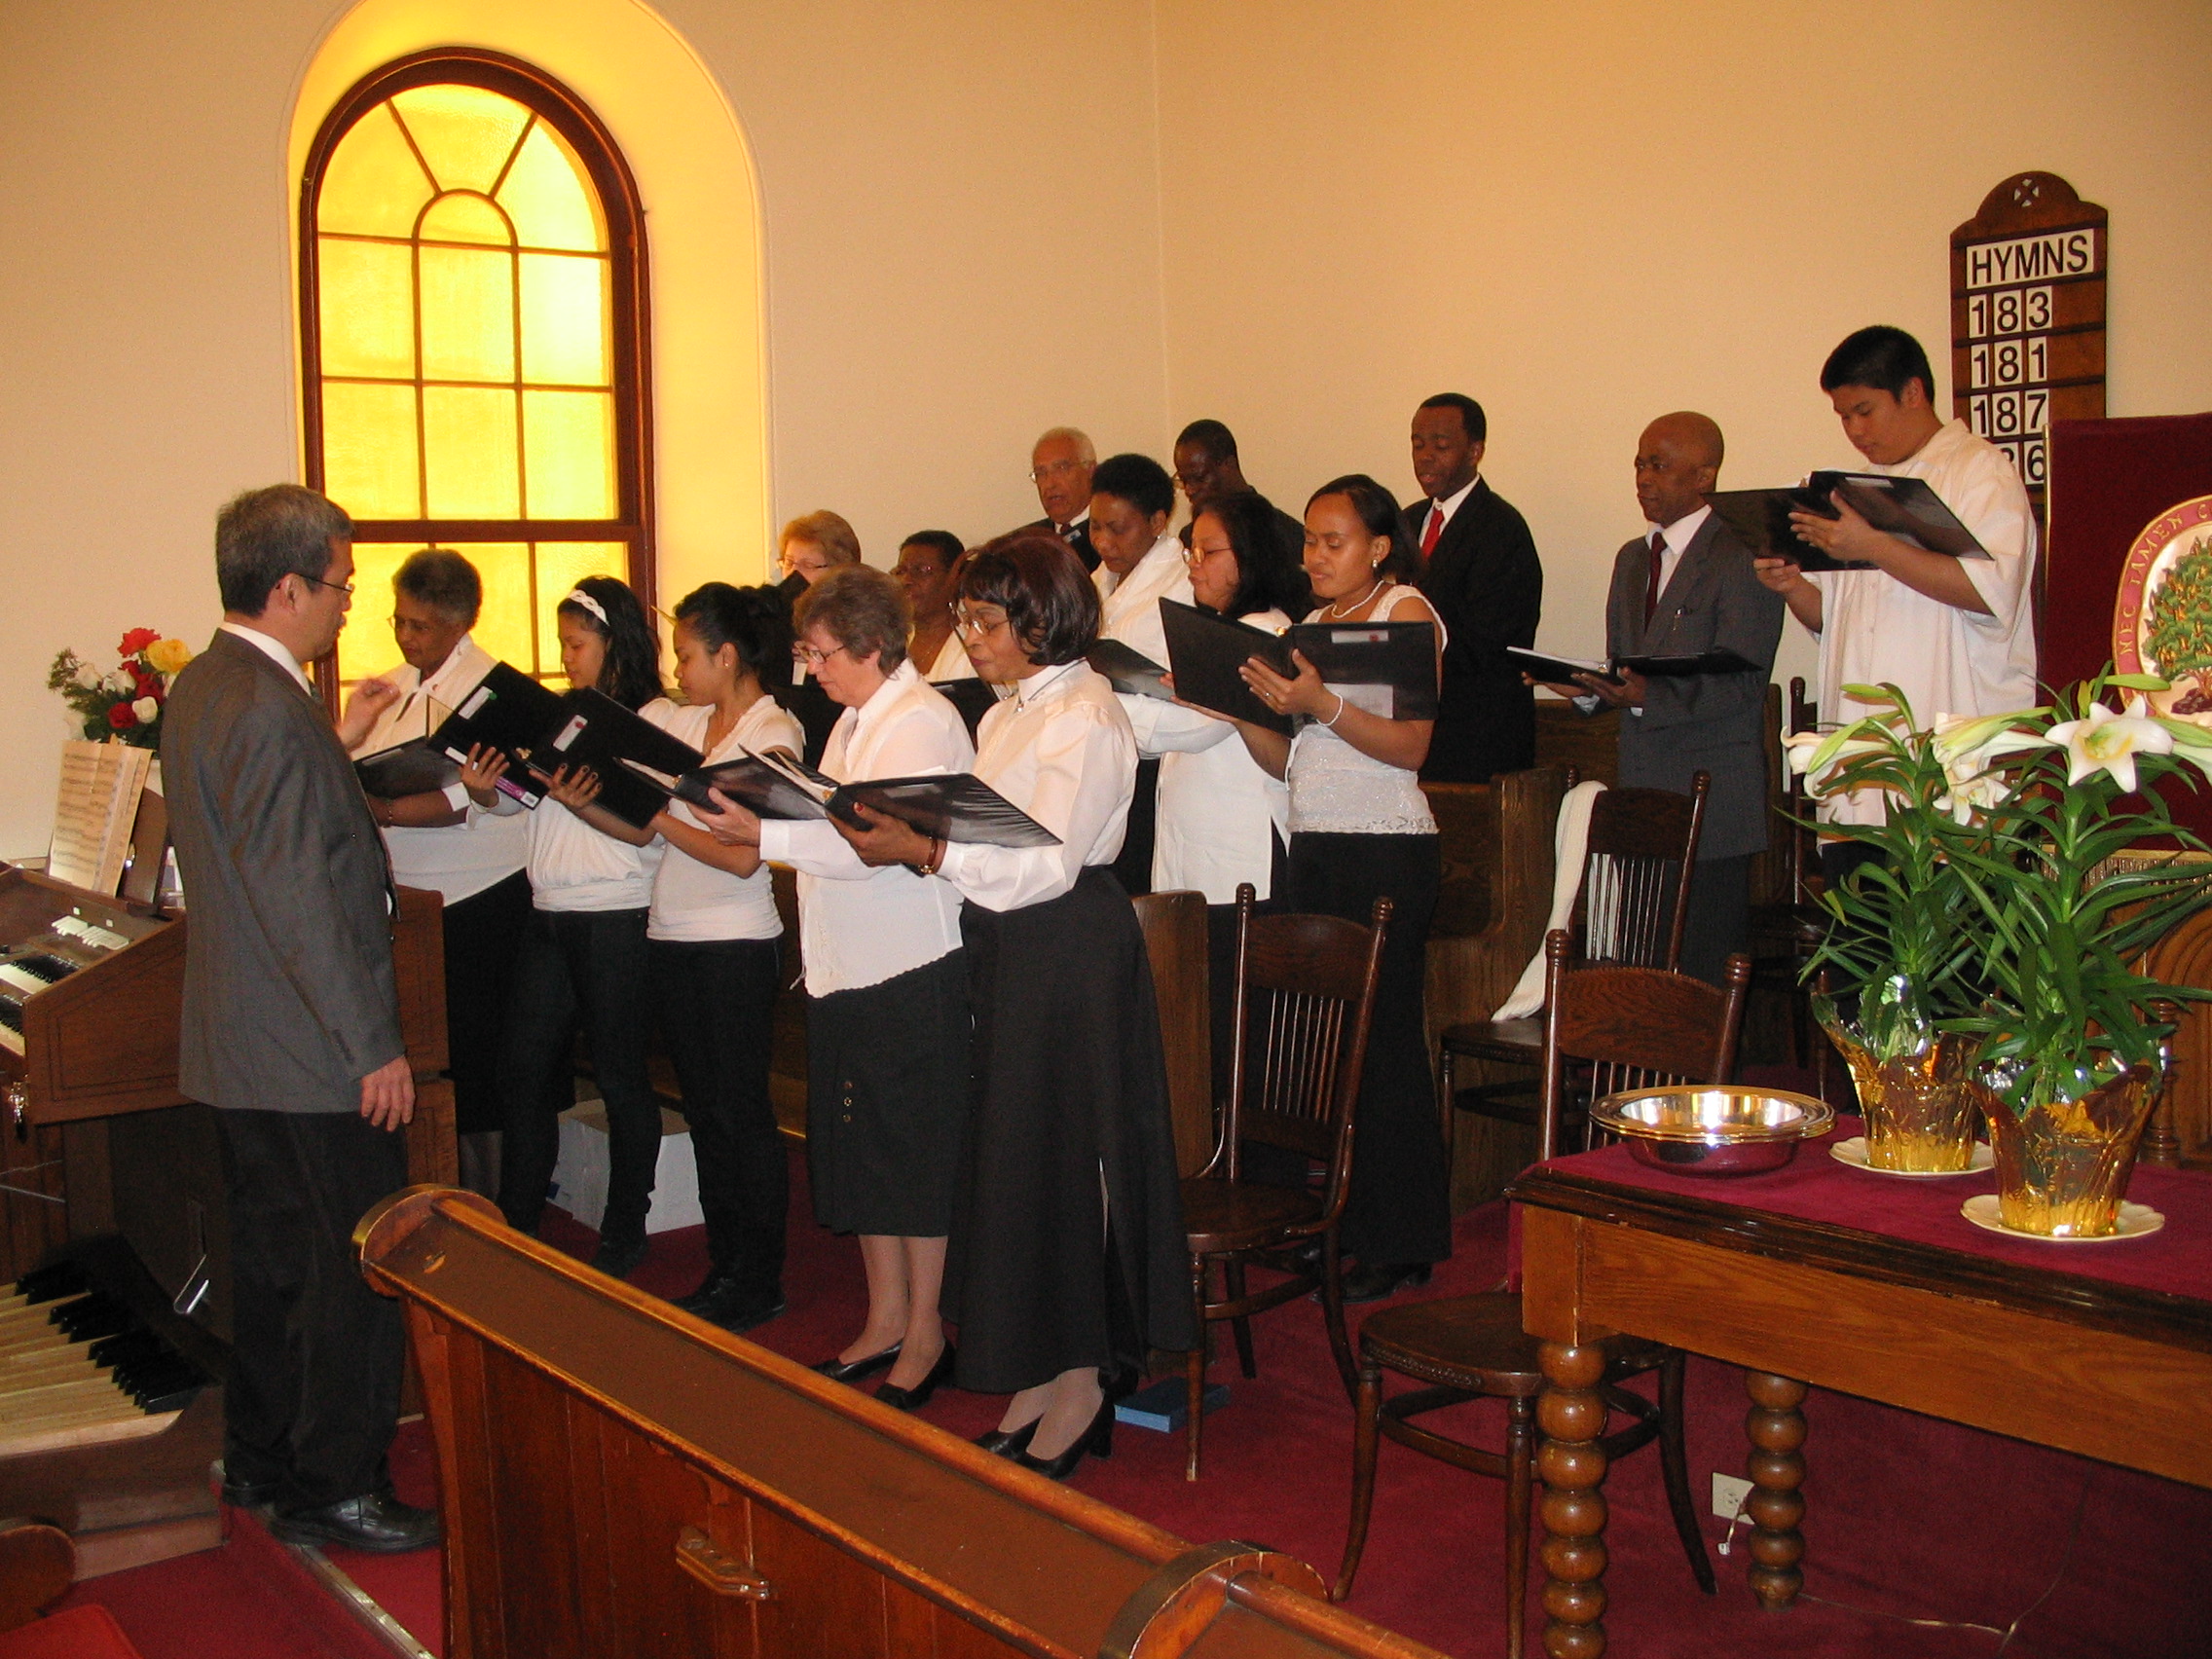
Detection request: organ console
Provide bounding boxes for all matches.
[0,857,453,1578]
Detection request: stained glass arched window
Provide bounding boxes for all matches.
[299,51,652,689]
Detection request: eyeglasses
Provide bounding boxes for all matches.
[1184,544,1232,568]
[300,573,354,597]
[953,610,1010,639]
[1027,460,1087,482]
[792,642,851,669]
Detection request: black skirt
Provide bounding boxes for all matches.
[805,948,971,1236]
[945,866,1197,1393]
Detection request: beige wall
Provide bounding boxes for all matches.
[1155,0,2212,689]
[4,0,2210,860]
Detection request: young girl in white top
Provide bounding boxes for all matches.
[463,577,667,1280]
[1231,476,1453,1303]
[692,566,974,1407]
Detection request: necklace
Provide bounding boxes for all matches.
[1321,576,1387,620]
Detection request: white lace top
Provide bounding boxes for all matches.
[1285,584,1447,837]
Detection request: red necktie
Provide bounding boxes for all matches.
[1643,530,1666,626]
[1420,502,1444,556]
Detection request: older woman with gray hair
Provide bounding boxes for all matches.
[775,509,864,762]
[340,549,529,1198]
[695,563,975,1410]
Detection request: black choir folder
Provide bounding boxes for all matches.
[1509,645,1760,684]
[1708,472,1989,572]
[1160,600,1441,729]
[426,662,568,806]
[1087,640,1172,702]
[621,746,1060,849]
[1508,647,1625,687]
[530,688,704,830]
[354,736,461,798]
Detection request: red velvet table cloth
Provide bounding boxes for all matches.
[1512,1117,2210,1300]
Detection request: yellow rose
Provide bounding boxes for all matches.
[145,638,193,675]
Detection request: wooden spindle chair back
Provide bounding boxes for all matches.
[1575,772,1709,971]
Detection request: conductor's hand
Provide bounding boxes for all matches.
[830,800,936,868]
[337,674,402,749]
[1238,648,1328,720]
[693,787,763,847]
[541,762,604,813]
[359,1054,416,1130]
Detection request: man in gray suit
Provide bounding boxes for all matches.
[1531,414,1784,983]
[162,484,437,1553]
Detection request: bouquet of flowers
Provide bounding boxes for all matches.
[48,628,196,752]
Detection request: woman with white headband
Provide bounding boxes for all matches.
[461,576,670,1281]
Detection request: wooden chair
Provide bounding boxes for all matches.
[1178,884,1391,1481]
[1435,772,1711,1152]
[1746,677,1829,1077]
[1334,931,1746,1657]
[0,1523,145,1659]
[1133,889,1216,1179]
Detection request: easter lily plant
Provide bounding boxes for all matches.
[1789,669,2212,1116]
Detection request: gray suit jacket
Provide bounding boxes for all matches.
[162,630,404,1113]
[1604,512,1786,862]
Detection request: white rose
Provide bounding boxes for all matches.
[72,663,102,690]
[131,696,160,725]
[106,672,135,697]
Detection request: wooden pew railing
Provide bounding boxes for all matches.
[1419,768,1567,1211]
[357,1188,1448,1659]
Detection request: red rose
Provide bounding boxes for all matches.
[119,627,161,657]
[131,667,162,699]
[107,703,137,730]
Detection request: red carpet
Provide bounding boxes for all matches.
[50,1147,2212,1657]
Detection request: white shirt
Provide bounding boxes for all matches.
[1139,608,1292,903]
[645,695,803,942]
[921,631,977,682]
[1093,535,1194,666]
[524,695,672,913]
[936,661,1134,912]
[347,635,528,905]
[1416,474,1481,545]
[1646,502,1712,598]
[218,621,313,694]
[757,661,972,994]
[1804,420,2038,825]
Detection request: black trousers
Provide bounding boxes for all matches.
[498,907,660,1242]
[441,870,531,1134]
[1112,756,1161,898]
[1680,853,1753,988]
[217,1108,409,1509]
[648,937,787,1297]
[1286,832,1451,1266]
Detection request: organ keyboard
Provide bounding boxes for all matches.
[0,1262,206,1456]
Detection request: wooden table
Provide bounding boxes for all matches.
[1509,1146,2212,1659]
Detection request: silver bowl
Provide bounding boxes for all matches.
[1589,1085,1835,1176]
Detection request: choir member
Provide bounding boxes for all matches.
[1230,477,1451,1303]
[689,565,974,1405]
[833,534,1196,1478]
[894,530,976,683]
[1088,453,1193,897]
[776,510,861,763]
[340,550,528,1199]
[463,576,667,1280]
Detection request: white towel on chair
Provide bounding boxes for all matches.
[1491,780,1607,1020]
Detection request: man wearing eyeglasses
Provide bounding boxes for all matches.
[1020,426,1099,571]
[162,484,437,1554]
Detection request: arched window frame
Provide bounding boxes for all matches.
[297,47,654,705]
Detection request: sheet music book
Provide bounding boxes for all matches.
[533,688,704,831]
[619,750,1059,847]
[1617,648,1764,677]
[1160,600,1294,734]
[1087,639,1173,702]
[431,662,567,805]
[1709,474,1989,571]
[1285,619,1440,720]
[354,737,461,798]
[1508,646,1625,686]
[49,740,152,896]
[620,746,832,822]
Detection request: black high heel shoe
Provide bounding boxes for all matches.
[873,1344,956,1412]
[1013,1394,1115,1481]
[811,1342,901,1384]
[974,1419,1039,1458]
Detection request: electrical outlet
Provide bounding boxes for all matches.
[1711,1473,1753,1521]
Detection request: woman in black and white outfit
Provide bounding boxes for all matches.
[1231,477,1452,1304]
[834,535,1195,1479]
[693,565,973,1408]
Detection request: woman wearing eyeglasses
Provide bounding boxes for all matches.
[775,511,862,764]
[689,565,974,1409]
[832,534,1194,1480]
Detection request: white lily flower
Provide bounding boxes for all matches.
[1931,711,2046,766]
[2045,696,2174,794]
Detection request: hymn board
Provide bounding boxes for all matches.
[1949,171,2109,509]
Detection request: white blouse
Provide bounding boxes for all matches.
[526,695,670,912]
[756,661,973,995]
[921,631,977,683]
[1129,608,1292,903]
[1286,585,1447,837]
[935,661,1135,913]
[644,695,803,942]
[1094,535,1194,665]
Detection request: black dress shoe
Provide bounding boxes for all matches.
[812,1343,901,1382]
[689,1278,785,1335]
[1014,1395,1115,1481]
[1338,1261,1433,1304]
[974,1419,1039,1458]
[873,1345,955,1412]
[675,1272,737,1314]
[219,1473,283,1509]
[269,1491,440,1554]
[591,1233,650,1280]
